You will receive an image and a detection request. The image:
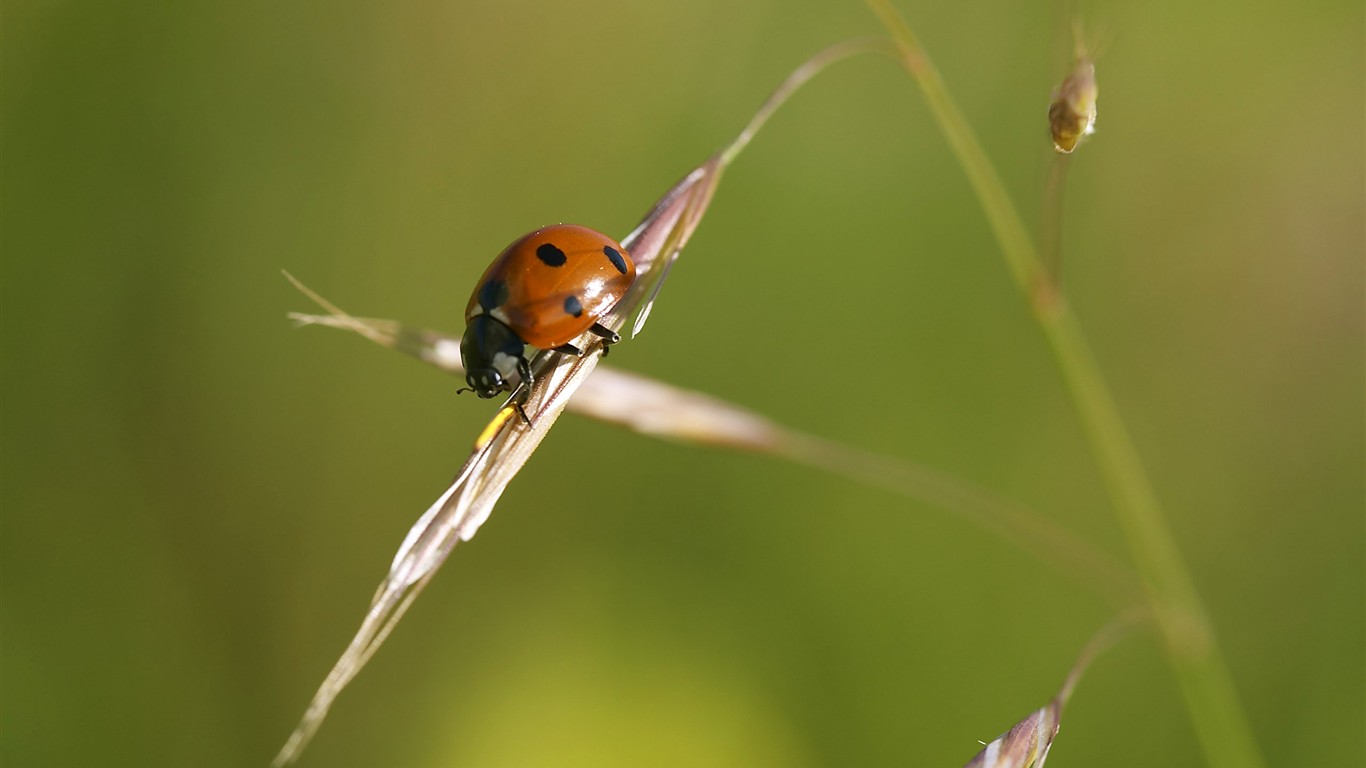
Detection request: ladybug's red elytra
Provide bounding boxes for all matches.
[460,224,635,400]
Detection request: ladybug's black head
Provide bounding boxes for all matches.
[460,315,526,399]
[463,367,506,399]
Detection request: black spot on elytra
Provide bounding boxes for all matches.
[563,295,584,317]
[536,243,567,267]
[603,246,628,274]
[478,278,510,311]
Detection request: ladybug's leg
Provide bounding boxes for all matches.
[588,322,620,344]
[516,356,535,394]
[552,342,584,356]
[509,356,534,425]
[587,322,621,357]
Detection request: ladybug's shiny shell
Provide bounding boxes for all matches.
[465,224,634,349]
[459,224,634,400]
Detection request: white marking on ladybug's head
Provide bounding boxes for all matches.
[491,351,521,383]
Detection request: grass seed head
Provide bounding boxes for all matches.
[1048,56,1097,153]
[963,701,1062,768]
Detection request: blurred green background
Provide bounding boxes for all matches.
[4,1,1362,766]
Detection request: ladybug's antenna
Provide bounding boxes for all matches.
[455,386,474,396]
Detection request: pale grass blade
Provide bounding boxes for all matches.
[288,296,1138,606]
[273,39,883,766]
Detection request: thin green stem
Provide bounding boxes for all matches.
[1041,153,1070,289]
[868,3,1265,767]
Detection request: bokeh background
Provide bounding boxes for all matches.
[4,1,1362,766]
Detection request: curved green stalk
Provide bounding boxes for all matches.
[867,2,1265,767]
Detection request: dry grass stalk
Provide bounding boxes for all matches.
[289,296,1138,605]
[272,160,720,768]
[272,39,884,766]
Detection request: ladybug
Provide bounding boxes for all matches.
[460,224,635,400]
